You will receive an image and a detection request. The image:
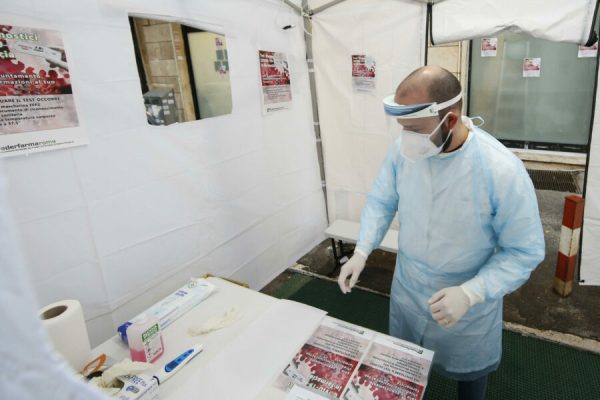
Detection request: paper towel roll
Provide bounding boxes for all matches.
[40,299,91,373]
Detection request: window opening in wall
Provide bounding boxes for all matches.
[129,16,233,126]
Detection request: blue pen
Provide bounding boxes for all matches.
[153,343,204,385]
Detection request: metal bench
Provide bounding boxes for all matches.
[324,219,398,267]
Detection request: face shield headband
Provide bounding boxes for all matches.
[382,92,463,162]
[383,92,463,119]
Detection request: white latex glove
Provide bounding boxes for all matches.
[337,253,367,294]
[428,286,472,328]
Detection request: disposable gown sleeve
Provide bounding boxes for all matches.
[462,162,545,302]
[355,145,399,257]
[0,175,108,400]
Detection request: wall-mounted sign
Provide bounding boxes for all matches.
[259,50,291,114]
[481,38,497,57]
[523,57,541,77]
[578,41,598,58]
[0,24,86,157]
[351,55,376,93]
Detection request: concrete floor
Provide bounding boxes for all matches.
[262,189,600,342]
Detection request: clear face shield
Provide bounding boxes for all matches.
[383,92,462,162]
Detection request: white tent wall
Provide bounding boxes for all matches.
[311,0,426,227]
[0,0,327,346]
[582,88,600,285]
[431,0,598,45]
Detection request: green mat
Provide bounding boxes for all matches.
[271,274,600,400]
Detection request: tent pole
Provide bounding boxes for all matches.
[311,0,348,15]
[302,0,330,223]
[283,0,302,14]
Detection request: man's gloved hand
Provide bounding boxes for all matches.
[428,286,473,328]
[337,253,367,294]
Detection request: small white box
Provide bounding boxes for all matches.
[113,374,159,400]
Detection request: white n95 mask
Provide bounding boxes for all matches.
[399,113,453,162]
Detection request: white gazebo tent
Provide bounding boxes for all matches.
[0,0,598,349]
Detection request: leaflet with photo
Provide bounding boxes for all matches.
[351,55,376,93]
[275,317,374,398]
[342,334,433,400]
[258,50,292,114]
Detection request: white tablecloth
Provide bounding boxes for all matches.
[93,277,327,400]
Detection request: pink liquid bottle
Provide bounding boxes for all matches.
[126,313,164,363]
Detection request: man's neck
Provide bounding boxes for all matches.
[443,124,469,153]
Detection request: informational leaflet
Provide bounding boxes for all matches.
[522,57,541,77]
[342,335,433,400]
[275,317,434,400]
[215,36,225,51]
[259,50,292,114]
[578,41,598,58]
[285,385,334,400]
[276,317,374,398]
[0,24,86,157]
[351,55,376,93]
[480,38,497,57]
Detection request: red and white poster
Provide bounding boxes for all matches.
[0,24,86,158]
[578,41,598,58]
[342,335,433,400]
[480,38,497,57]
[276,317,373,398]
[259,50,292,114]
[522,57,541,77]
[215,36,225,51]
[351,55,376,93]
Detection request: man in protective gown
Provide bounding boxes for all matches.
[338,66,545,400]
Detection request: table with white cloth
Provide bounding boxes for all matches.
[93,277,330,399]
[94,276,421,400]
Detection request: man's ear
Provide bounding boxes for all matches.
[445,112,459,130]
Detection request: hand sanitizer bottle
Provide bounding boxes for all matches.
[126,313,164,363]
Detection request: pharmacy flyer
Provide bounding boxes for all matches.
[215,36,225,51]
[0,24,85,157]
[522,57,541,77]
[342,335,433,400]
[285,385,334,400]
[351,55,376,93]
[480,38,497,57]
[259,50,292,114]
[276,317,374,398]
[578,41,598,58]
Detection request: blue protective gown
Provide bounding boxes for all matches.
[355,118,545,380]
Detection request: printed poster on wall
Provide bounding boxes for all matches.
[578,41,598,58]
[0,24,86,158]
[351,55,376,93]
[259,50,292,114]
[215,36,224,51]
[523,57,541,77]
[480,38,497,57]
